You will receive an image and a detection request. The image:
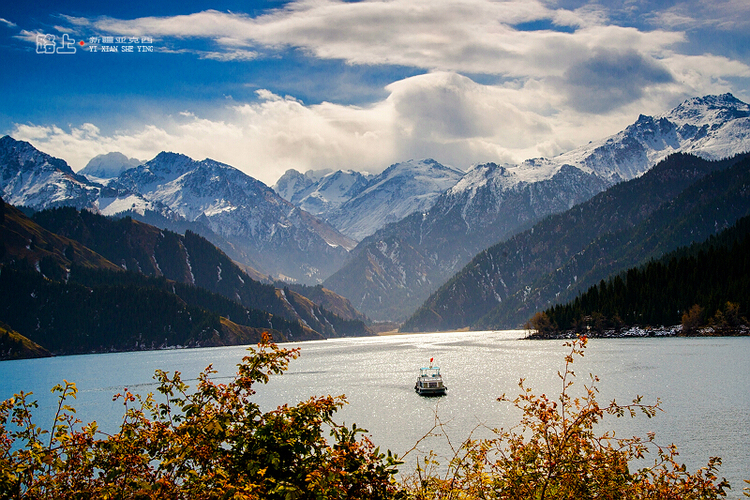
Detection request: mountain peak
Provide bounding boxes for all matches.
[149,151,195,168]
[666,93,749,126]
[681,92,744,108]
[0,136,99,210]
[80,152,142,179]
[0,135,76,176]
[376,159,464,184]
[273,169,313,202]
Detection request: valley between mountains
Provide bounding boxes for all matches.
[2,93,750,357]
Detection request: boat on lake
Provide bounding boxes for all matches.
[415,359,447,396]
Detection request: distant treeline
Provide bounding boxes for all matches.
[533,215,750,335]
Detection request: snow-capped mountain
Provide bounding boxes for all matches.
[79,152,142,180]
[275,160,463,241]
[0,136,160,216]
[551,92,750,182]
[0,138,355,284]
[108,152,356,283]
[0,135,103,210]
[324,93,750,321]
[273,168,371,220]
[445,93,750,200]
[273,168,331,203]
[401,152,750,332]
[3,93,749,315]
[439,93,750,236]
[325,159,464,240]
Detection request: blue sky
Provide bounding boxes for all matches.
[1,0,749,185]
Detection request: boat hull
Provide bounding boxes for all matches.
[415,383,447,396]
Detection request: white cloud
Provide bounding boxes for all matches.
[200,49,257,61]
[53,25,76,34]
[12,90,394,185]
[68,1,747,109]
[10,0,750,185]
[0,17,17,28]
[650,0,750,30]
[81,1,685,79]
[13,29,42,44]
[5,72,674,185]
[385,72,553,157]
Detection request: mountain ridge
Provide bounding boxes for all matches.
[274,159,464,241]
[0,139,355,284]
[401,152,750,331]
[324,94,750,321]
[28,205,371,339]
[2,93,749,325]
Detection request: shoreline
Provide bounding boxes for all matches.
[529,324,750,340]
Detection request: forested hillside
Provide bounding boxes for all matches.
[478,151,750,328]
[402,153,750,331]
[0,200,373,357]
[0,263,285,354]
[31,206,372,338]
[0,321,50,360]
[533,215,750,336]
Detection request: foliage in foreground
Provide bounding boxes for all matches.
[401,338,740,500]
[0,334,402,499]
[1,336,747,499]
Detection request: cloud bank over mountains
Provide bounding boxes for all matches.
[5,0,750,185]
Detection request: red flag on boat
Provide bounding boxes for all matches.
[430,358,433,363]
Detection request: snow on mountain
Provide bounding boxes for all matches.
[326,159,464,240]
[0,135,102,210]
[0,138,355,283]
[3,93,748,300]
[274,169,370,219]
[552,93,750,182]
[110,153,356,283]
[0,136,164,217]
[273,168,332,203]
[444,93,750,229]
[449,94,750,201]
[113,152,198,194]
[79,152,142,180]
[96,193,162,217]
[324,93,750,321]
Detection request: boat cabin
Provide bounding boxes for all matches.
[415,365,447,396]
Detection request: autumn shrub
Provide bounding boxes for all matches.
[401,337,735,499]
[0,334,403,499]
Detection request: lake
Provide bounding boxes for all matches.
[1,330,748,491]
